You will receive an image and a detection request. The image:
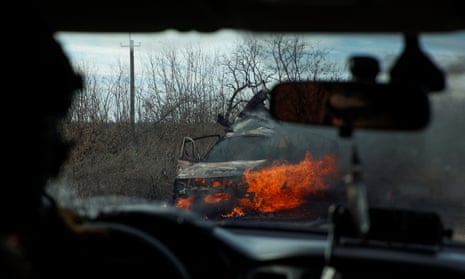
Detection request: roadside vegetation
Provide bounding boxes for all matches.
[52,35,343,201]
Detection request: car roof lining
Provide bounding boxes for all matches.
[40,0,465,33]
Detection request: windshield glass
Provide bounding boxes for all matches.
[48,30,465,242]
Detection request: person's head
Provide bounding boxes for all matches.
[1,6,82,234]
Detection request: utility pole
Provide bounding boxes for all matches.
[121,33,141,132]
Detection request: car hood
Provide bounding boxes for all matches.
[176,159,268,179]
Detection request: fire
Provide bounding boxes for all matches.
[175,150,338,217]
[175,196,194,210]
[239,151,337,213]
[204,192,232,203]
[222,207,245,218]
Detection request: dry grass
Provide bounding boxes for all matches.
[57,121,224,201]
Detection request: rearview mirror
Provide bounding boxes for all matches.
[269,81,430,131]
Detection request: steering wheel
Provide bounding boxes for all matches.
[79,221,191,279]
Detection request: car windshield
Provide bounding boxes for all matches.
[48,30,465,242]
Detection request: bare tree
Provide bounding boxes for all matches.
[66,61,115,123]
[266,34,340,82]
[141,46,225,124]
[66,34,341,127]
[220,36,273,121]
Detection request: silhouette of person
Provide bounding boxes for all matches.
[1,4,82,278]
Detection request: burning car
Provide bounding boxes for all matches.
[173,90,343,219]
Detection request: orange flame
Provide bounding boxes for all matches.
[204,192,232,203]
[175,151,338,217]
[239,151,337,213]
[222,207,245,218]
[175,196,194,210]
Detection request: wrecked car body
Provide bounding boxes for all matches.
[173,93,343,219]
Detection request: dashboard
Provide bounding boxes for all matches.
[81,203,465,279]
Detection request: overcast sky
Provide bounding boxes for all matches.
[55,29,465,85]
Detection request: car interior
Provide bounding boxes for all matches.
[2,1,465,279]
